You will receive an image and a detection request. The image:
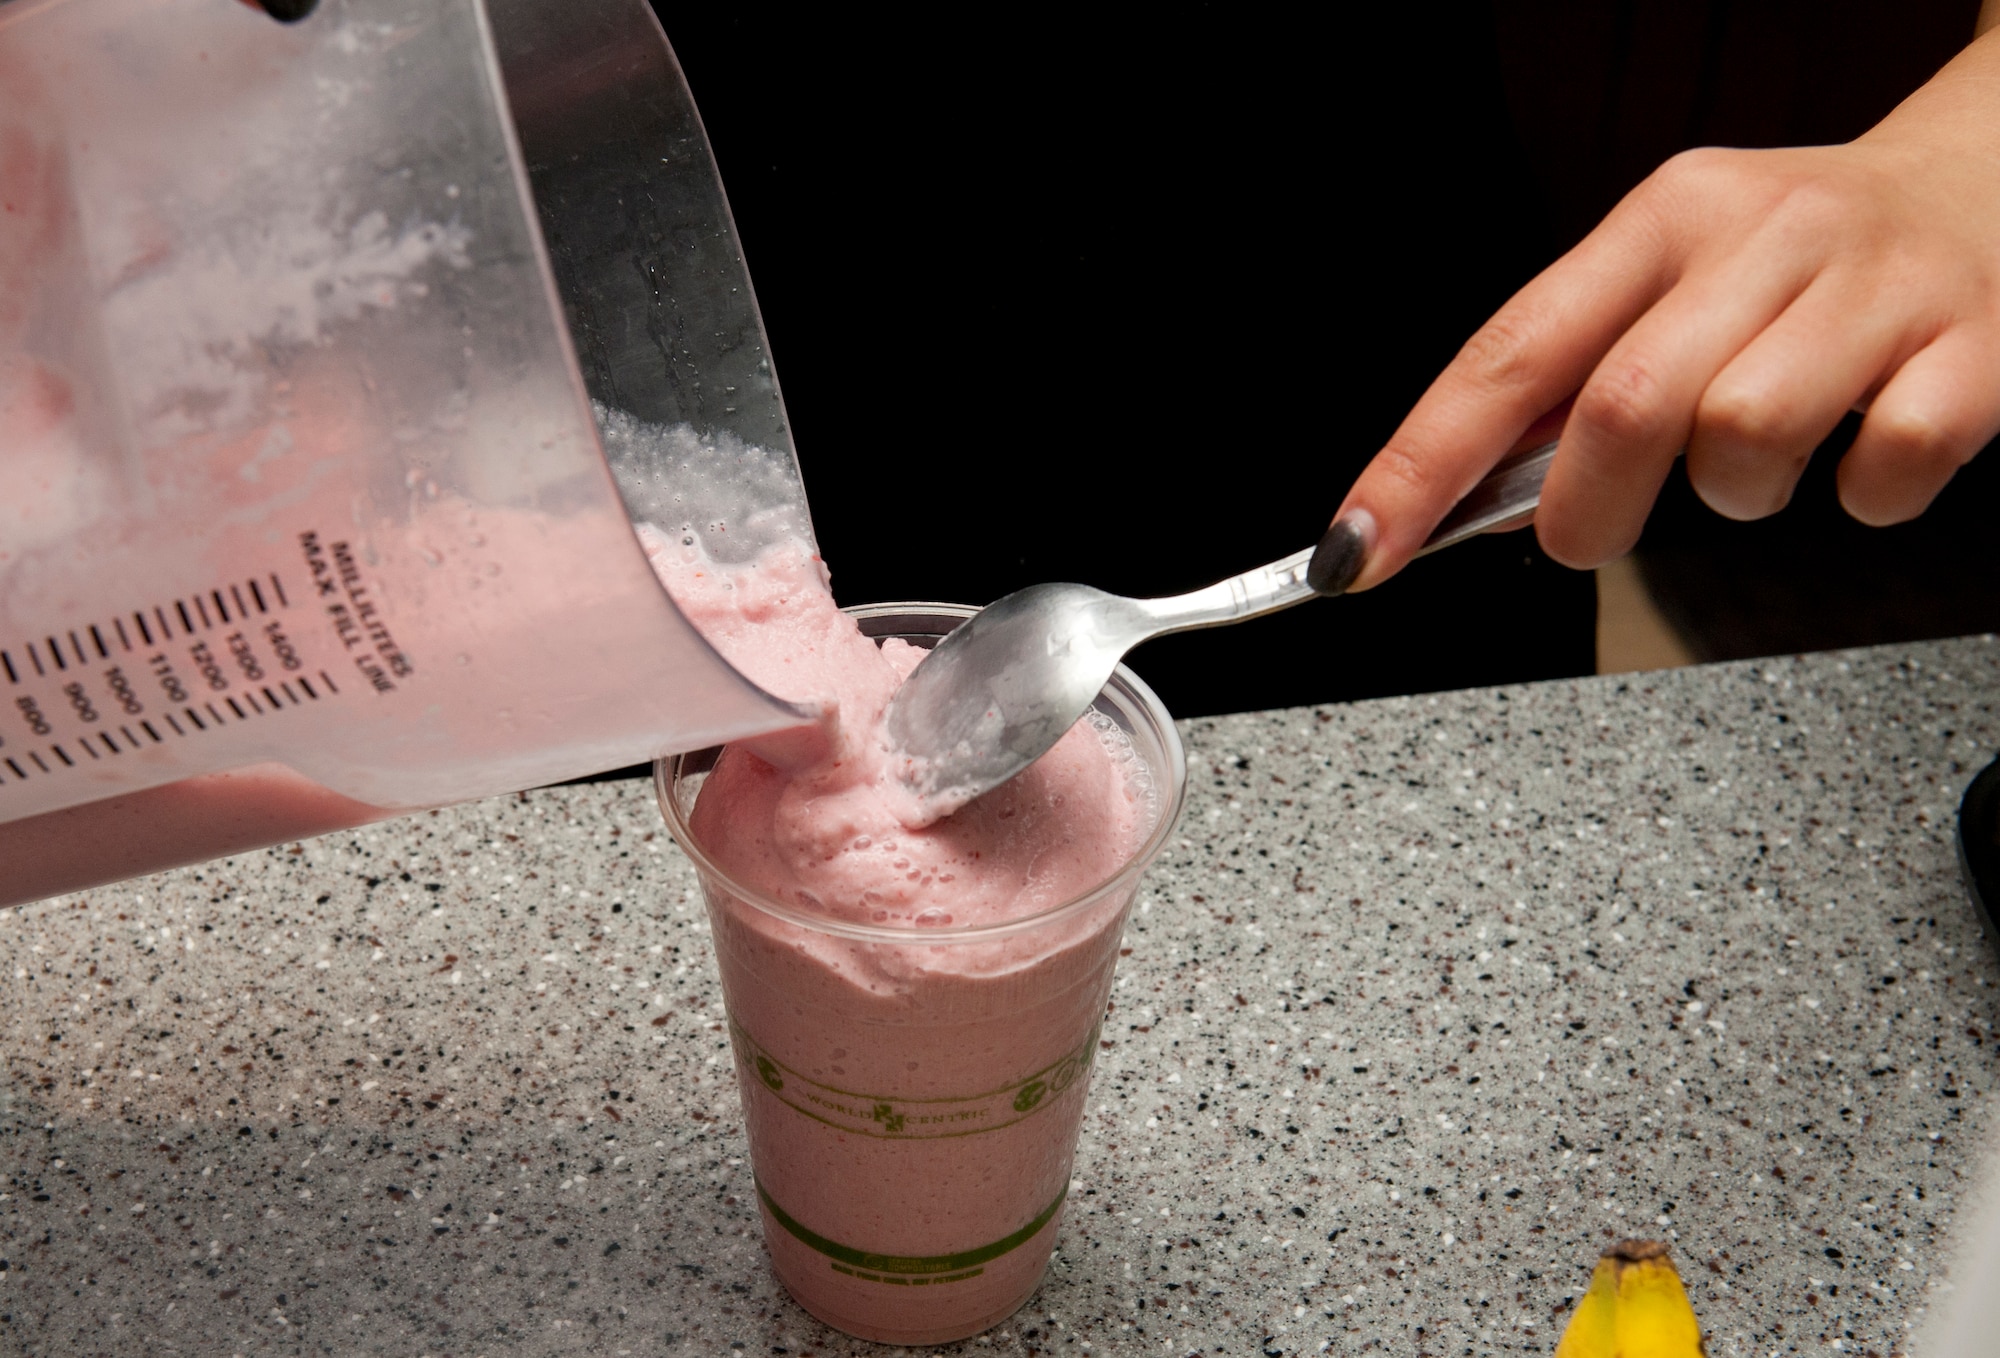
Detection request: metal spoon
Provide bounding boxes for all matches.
[883,440,1558,817]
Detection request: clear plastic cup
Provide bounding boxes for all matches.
[655,603,1187,1345]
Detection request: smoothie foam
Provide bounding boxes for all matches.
[642,524,1151,924]
[648,531,1165,1343]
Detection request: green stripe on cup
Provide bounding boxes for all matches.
[755,1176,1068,1278]
[729,1019,1099,1140]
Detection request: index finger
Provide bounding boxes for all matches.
[1326,213,1676,592]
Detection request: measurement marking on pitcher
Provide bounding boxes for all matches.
[0,572,346,789]
[0,670,341,786]
[4,574,298,688]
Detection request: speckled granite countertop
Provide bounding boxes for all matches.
[3,637,1999,1356]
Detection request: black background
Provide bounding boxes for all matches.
[647,6,1592,717]
[647,3,1993,716]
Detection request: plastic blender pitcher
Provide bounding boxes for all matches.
[0,0,813,903]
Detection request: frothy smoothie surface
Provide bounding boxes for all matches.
[641,525,1153,929]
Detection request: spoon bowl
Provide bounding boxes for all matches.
[884,582,1152,816]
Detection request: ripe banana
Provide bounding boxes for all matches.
[1553,1238,1706,1358]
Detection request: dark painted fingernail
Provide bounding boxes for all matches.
[258,0,319,21]
[1307,516,1368,596]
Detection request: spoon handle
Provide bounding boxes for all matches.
[1135,438,1560,637]
[1413,439,1559,557]
[1132,549,1318,633]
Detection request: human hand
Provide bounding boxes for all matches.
[1309,28,2000,596]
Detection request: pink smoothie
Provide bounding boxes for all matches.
[648,530,1162,1343]
[0,763,383,907]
